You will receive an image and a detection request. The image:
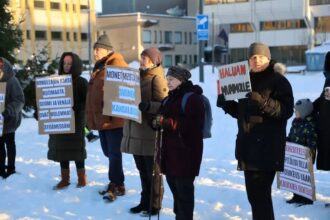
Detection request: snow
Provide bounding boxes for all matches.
[1,65,330,220]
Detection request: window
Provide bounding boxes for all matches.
[310,0,330,5]
[35,30,46,40]
[189,32,192,44]
[143,30,152,43]
[164,55,172,67]
[159,31,163,43]
[51,31,62,40]
[260,19,306,31]
[50,2,60,10]
[193,32,197,44]
[315,16,330,32]
[66,32,70,40]
[26,30,30,40]
[80,5,88,10]
[230,23,253,33]
[74,32,77,41]
[34,0,44,9]
[184,32,187,44]
[175,55,181,65]
[154,31,157,43]
[164,31,172,44]
[81,33,88,41]
[174,32,182,44]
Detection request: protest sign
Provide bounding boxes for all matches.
[103,66,142,123]
[35,75,75,134]
[277,142,316,201]
[218,61,251,100]
[0,83,6,136]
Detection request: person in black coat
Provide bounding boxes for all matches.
[314,51,330,172]
[217,42,294,220]
[153,66,205,220]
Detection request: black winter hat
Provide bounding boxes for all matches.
[294,98,313,119]
[324,51,330,72]
[248,42,271,60]
[94,34,113,50]
[166,66,191,82]
[141,47,162,65]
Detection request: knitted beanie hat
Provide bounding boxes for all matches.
[141,47,162,65]
[166,66,191,82]
[294,98,313,119]
[248,42,271,60]
[93,34,113,50]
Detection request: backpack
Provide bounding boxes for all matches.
[163,92,213,139]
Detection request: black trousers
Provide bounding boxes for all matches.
[133,155,163,209]
[0,132,16,172]
[244,170,276,220]
[166,175,195,220]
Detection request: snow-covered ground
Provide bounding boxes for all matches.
[0,65,329,220]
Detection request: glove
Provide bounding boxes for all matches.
[138,101,150,112]
[216,94,226,108]
[246,91,268,107]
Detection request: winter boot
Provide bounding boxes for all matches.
[0,167,6,179]
[86,131,99,143]
[54,169,70,190]
[77,168,87,187]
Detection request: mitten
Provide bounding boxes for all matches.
[246,91,268,108]
[216,94,226,108]
[138,101,150,112]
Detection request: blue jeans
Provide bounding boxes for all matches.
[99,128,124,184]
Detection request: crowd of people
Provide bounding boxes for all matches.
[0,37,329,220]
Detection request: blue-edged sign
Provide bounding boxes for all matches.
[196,15,209,41]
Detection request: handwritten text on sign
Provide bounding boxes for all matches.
[277,142,316,201]
[218,61,251,100]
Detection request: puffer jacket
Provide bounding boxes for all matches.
[159,81,205,177]
[48,52,88,162]
[0,57,24,134]
[86,52,128,130]
[222,61,294,171]
[121,65,168,156]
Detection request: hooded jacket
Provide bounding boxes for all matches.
[86,52,128,130]
[159,81,205,177]
[0,57,24,134]
[222,61,294,171]
[121,65,168,156]
[47,52,88,162]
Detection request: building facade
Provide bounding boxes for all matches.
[9,0,97,64]
[97,13,198,67]
[205,0,330,65]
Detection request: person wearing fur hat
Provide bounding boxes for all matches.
[0,57,24,179]
[313,51,330,207]
[121,47,168,216]
[216,42,294,219]
[286,98,317,206]
[152,66,205,220]
[46,52,88,189]
[86,34,128,201]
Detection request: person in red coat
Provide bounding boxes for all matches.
[153,66,205,220]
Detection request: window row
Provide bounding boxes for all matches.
[205,0,248,5]
[163,54,198,68]
[143,30,197,45]
[27,0,88,11]
[26,30,88,41]
[230,19,307,33]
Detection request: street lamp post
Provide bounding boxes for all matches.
[198,0,204,82]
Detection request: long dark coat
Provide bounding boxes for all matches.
[159,81,205,177]
[222,62,294,171]
[48,52,88,162]
[314,75,330,170]
[121,65,168,156]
